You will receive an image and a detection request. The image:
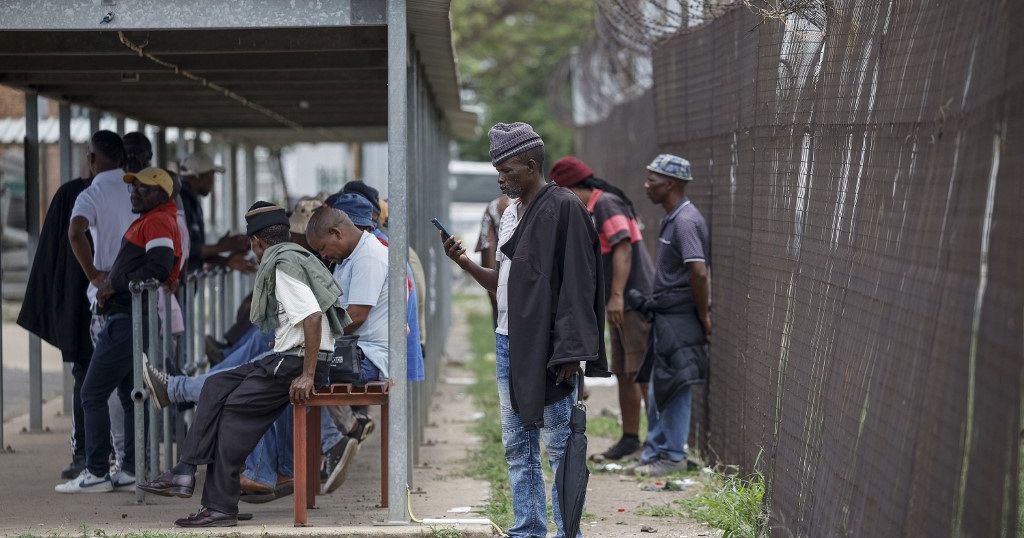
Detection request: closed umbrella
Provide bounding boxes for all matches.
[555,375,589,538]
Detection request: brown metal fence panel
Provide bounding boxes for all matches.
[575,1,1023,536]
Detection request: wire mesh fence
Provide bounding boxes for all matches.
[573,1,1023,535]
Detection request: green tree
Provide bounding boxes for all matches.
[452,0,594,167]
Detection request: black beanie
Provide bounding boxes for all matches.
[245,201,289,236]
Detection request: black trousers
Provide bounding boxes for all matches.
[179,353,303,515]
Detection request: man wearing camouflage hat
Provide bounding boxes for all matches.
[442,122,610,537]
[629,154,711,477]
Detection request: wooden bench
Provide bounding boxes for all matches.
[292,381,391,526]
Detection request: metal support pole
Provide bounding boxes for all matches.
[59,101,75,416]
[195,272,207,369]
[115,115,126,136]
[130,283,147,503]
[89,108,100,135]
[154,127,169,170]
[24,91,44,433]
[219,269,229,341]
[386,0,410,522]
[162,291,173,470]
[244,144,256,206]
[229,144,241,311]
[147,286,160,478]
[183,276,194,372]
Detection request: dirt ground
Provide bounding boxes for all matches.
[579,387,722,538]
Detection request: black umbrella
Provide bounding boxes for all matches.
[556,374,589,538]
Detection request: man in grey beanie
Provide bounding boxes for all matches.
[442,122,610,537]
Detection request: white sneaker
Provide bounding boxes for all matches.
[110,467,136,491]
[55,469,113,493]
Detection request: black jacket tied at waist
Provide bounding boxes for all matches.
[628,287,708,410]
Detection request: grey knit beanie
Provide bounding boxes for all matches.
[488,122,544,166]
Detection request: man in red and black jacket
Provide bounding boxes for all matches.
[56,167,182,494]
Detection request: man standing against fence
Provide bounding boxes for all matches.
[56,167,182,493]
[550,156,655,462]
[139,201,349,528]
[629,154,711,477]
[442,122,610,537]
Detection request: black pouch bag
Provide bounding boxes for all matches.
[315,334,364,388]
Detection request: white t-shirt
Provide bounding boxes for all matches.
[333,232,389,374]
[70,168,137,308]
[495,201,521,336]
[272,269,336,353]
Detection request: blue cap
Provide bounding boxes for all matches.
[330,193,375,228]
[646,154,693,181]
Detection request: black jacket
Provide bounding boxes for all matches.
[501,183,611,429]
[16,178,93,363]
[630,287,708,410]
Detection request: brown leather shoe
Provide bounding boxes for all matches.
[174,507,237,528]
[138,470,194,498]
[239,475,273,494]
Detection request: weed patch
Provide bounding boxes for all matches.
[679,471,767,538]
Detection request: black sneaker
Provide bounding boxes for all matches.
[321,437,358,494]
[61,454,86,479]
[591,436,642,462]
[142,357,171,409]
[347,415,375,443]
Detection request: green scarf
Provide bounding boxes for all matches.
[250,242,351,336]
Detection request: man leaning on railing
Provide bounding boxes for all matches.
[138,201,351,528]
[56,167,182,494]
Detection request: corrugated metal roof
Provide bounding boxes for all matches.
[0,1,477,143]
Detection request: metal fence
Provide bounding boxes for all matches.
[574,1,1023,535]
[126,268,231,503]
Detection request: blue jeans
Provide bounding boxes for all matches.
[242,359,383,486]
[496,334,578,538]
[640,381,691,464]
[167,330,274,403]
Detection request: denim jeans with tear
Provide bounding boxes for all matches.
[496,334,580,538]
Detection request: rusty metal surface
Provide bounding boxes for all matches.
[576,2,1023,536]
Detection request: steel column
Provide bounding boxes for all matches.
[115,115,125,136]
[89,108,100,135]
[147,287,160,478]
[162,291,173,470]
[244,144,256,205]
[59,101,75,416]
[386,0,409,523]
[154,127,169,169]
[130,282,147,503]
[24,92,44,433]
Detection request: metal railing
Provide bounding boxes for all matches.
[128,268,231,502]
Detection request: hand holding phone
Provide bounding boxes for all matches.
[433,218,467,266]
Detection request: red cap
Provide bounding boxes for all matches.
[550,156,594,187]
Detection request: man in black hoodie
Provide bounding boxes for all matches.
[442,122,609,538]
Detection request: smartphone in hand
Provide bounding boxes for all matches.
[430,218,452,241]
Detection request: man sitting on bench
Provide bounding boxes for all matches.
[139,201,350,528]
[238,206,392,496]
